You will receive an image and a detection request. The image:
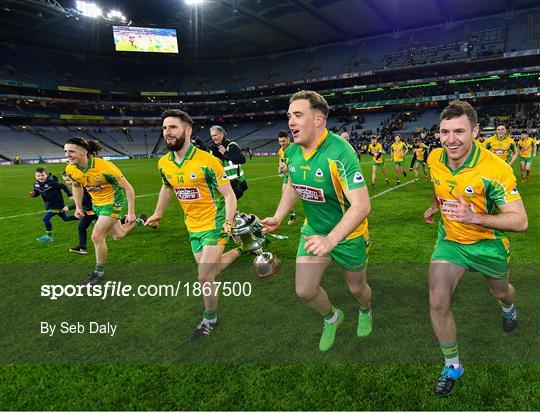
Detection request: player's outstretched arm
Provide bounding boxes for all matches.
[120,180,137,224]
[217,182,237,233]
[146,185,173,227]
[261,180,298,233]
[441,196,527,232]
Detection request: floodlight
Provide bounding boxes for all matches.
[76,1,102,18]
[107,10,126,21]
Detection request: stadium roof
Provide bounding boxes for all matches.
[1,0,539,60]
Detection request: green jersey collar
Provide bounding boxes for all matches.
[76,156,94,173]
[441,141,480,175]
[302,129,328,161]
[169,144,196,167]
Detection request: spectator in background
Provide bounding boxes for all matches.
[209,125,248,199]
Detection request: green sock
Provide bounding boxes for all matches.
[440,342,460,367]
[46,231,53,236]
[95,264,105,276]
[360,306,371,314]
[203,309,216,321]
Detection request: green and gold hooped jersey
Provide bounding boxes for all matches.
[517,137,535,158]
[284,129,368,239]
[158,145,230,233]
[65,156,126,207]
[427,143,521,244]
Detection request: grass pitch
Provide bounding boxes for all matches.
[0,155,538,410]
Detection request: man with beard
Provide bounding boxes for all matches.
[424,100,528,397]
[146,109,241,339]
[209,125,248,199]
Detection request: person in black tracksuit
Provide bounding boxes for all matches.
[62,173,98,255]
[30,167,77,242]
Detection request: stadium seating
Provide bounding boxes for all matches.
[0,126,63,159]
[2,9,539,91]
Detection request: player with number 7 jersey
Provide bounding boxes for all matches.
[262,90,373,353]
[284,129,369,246]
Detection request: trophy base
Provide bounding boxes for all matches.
[253,255,281,279]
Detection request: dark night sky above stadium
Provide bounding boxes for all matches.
[1,0,539,59]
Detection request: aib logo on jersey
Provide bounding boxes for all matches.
[175,187,201,201]
[464,186,475,195]
[189,173,197,180]
[292,184,325,203]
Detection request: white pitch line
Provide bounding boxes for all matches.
[0,174,415,220]
[370,179,415,199]
[249,174,281,181]
[0,174,279,220]
[0,211,44,220]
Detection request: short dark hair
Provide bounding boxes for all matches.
[161,109,193,128]
[35,167,47,173]
[65,137,102,156]
[289,90,330,119]
[440,100,478,129]
[277,130,289,138]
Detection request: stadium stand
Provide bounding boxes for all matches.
[2,9,539,92]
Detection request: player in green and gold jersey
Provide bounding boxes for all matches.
[262,90,373,352]
[64,138,146,285]
[424,101,528,397]
[411,138,429,182]
[485,124,518,165]
[367,136,389,186]
[475,134,489,148]
[278,130,297,225]
[146,109,240,340]
[517,130,537,182]
[391,134,408,185]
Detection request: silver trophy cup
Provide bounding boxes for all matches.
[230,212,282,279]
